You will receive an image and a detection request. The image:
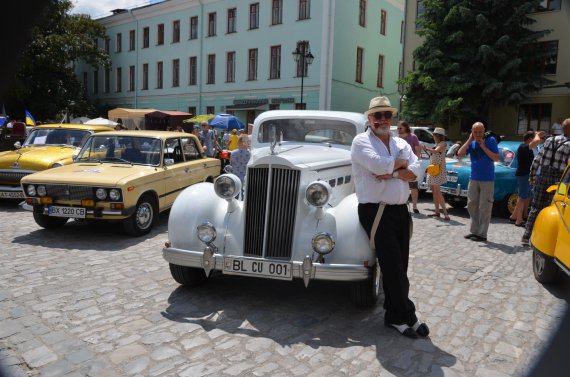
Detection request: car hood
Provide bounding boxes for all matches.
[0,145,78,170]
[250,144,351,170]
[445,159,511,173]
[21,162,154,186]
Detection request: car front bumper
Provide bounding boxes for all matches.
[162,246,371,286]
[0,186,25,199]
[20,202,135,219]
[441,183,468,198]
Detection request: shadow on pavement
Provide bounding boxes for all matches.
[161,275,456,376]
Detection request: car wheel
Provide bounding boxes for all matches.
[33,212,68,229]
[123,194,157,236]
[169,263,208,286]
[533,249,558,283]
[349,259,381,307]
[448,199,467,210]
[501,193,518,218]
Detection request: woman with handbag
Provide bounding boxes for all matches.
[422,127,450,220]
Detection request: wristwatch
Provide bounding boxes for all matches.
[392,170,399,178]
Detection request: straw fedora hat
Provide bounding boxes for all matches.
[433,127,446,136]
[364,96,398,116]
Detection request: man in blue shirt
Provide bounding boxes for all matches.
[457,122,499,242]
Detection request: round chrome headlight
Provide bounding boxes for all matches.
[214,174,242,200]
[50,162,64,168]
[26,185,36,196]
[36,185,47,197]
[311,232,335,255]
[95,188,107,200]
[109,189,121,201]
[305,181,332,207]
[197,222,217,244]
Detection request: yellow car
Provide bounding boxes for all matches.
[0,124,111,199]
[531,163,570,283]
[21,130,220,236]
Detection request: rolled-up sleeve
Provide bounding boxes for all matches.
[351,134,395,175]
[405,143,420,178]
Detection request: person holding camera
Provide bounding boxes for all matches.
[422,127,450,220]
[457,122,499,242]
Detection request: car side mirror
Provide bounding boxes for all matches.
[14,141,21,149]
[164,158,174,166]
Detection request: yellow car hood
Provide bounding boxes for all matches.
[21,162,155,187]
[0,145,78,170]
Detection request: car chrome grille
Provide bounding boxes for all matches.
[244,166,300,260]
[44,185,93,201]
[0,170,35,184]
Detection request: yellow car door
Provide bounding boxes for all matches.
[555,167,570,268]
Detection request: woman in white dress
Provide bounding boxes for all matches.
[422,128,450,220]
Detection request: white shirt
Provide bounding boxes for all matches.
[351,129,420,205]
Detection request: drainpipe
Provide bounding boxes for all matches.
[198,0,204,113]
[399,0,408,117]
[128,9,139,108]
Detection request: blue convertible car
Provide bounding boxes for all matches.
[441,141,524,218]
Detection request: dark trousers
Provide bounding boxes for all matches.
[358,203,417,326]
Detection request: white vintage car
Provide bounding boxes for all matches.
[162,110,381,306]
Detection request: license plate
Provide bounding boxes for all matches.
[447,175,458,182]
[0,191,24,199]
[223,256,293,281]
[48,206,86,218]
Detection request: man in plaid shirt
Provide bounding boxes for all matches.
[522,118,570,246]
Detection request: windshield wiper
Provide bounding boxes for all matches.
[101,157,133,165]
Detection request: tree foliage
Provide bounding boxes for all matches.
[4,0,110,121]
[400,0,551,127]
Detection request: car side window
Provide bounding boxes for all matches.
[415,129,434,144]
[558,167,570,197]
[181,137,201,160]
[165,138,184,164]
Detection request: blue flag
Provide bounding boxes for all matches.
[25,110,36,126]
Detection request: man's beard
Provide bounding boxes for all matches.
[372,125,390,136]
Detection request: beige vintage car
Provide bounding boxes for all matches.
[0,124,111,199]
[21,130,220,236]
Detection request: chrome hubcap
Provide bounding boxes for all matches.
[136,202,153,230]
[534,252,545,275]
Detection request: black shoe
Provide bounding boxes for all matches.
[464,234,476,239]
[521,237,530,246]
[472,235,487,242]
[386,323,418,338]
[411,320,430,337]
[413,208,420,214]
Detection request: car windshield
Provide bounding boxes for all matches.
[499,147,515,167]
[77,135,163,166]
[23,128,91,147]
[257,118,356,146]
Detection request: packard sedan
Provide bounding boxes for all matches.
[0,124,111,199]
[21,131,220,236]
[163,110,382,306]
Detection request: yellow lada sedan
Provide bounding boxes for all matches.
[21,130,220,236]
[0,124,111,199]
[531,163,570,283]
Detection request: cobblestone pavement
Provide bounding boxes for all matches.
[0,197,569,377]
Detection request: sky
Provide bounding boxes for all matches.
[70,0,160,19]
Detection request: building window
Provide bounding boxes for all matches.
[104,38,110,54]
[129,30,135,51]
[208,12,217,37]
[82,72,88,96]
[356,47,364,83]
[172,59,180,87]
[270,45,281,79]
[380,9,387,35]
[189,56,197,85]
[104,69,110,93]
[527,40,559,75]
[416,1,425,30]
[93,70,98,94]
[190,16,198,40]
[227,8,236,33]
[157,23,164,45]
[188,106,196,116]
[157,61,163,89]
[359,0,366,27]
[377,54,384,88]
[226,52,235,83]
[248,48,258,81]
[142,63,148,90]
[207,54,216,84]
[116,33,122,52]
[533,0,561,12]
[172,20,180,43]
[116,67,122,92]
[143,27,149,48]
[249,3,259,29]
[299,0,310,20]
[272,0,282,25]
[295,41,311,77]
[269,104,280,110]
[517,103,552,134]
[129,65,135,91]
[295,103,306,110]
[206,106,215,115]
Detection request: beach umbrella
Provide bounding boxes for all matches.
[71,116,91,124]
[183,114,215,124]
[85,117,119,126]
[210,113,245,131]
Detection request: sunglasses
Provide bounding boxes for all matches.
[372,111,393,120]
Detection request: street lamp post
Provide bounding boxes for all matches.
[292,40,314,109]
